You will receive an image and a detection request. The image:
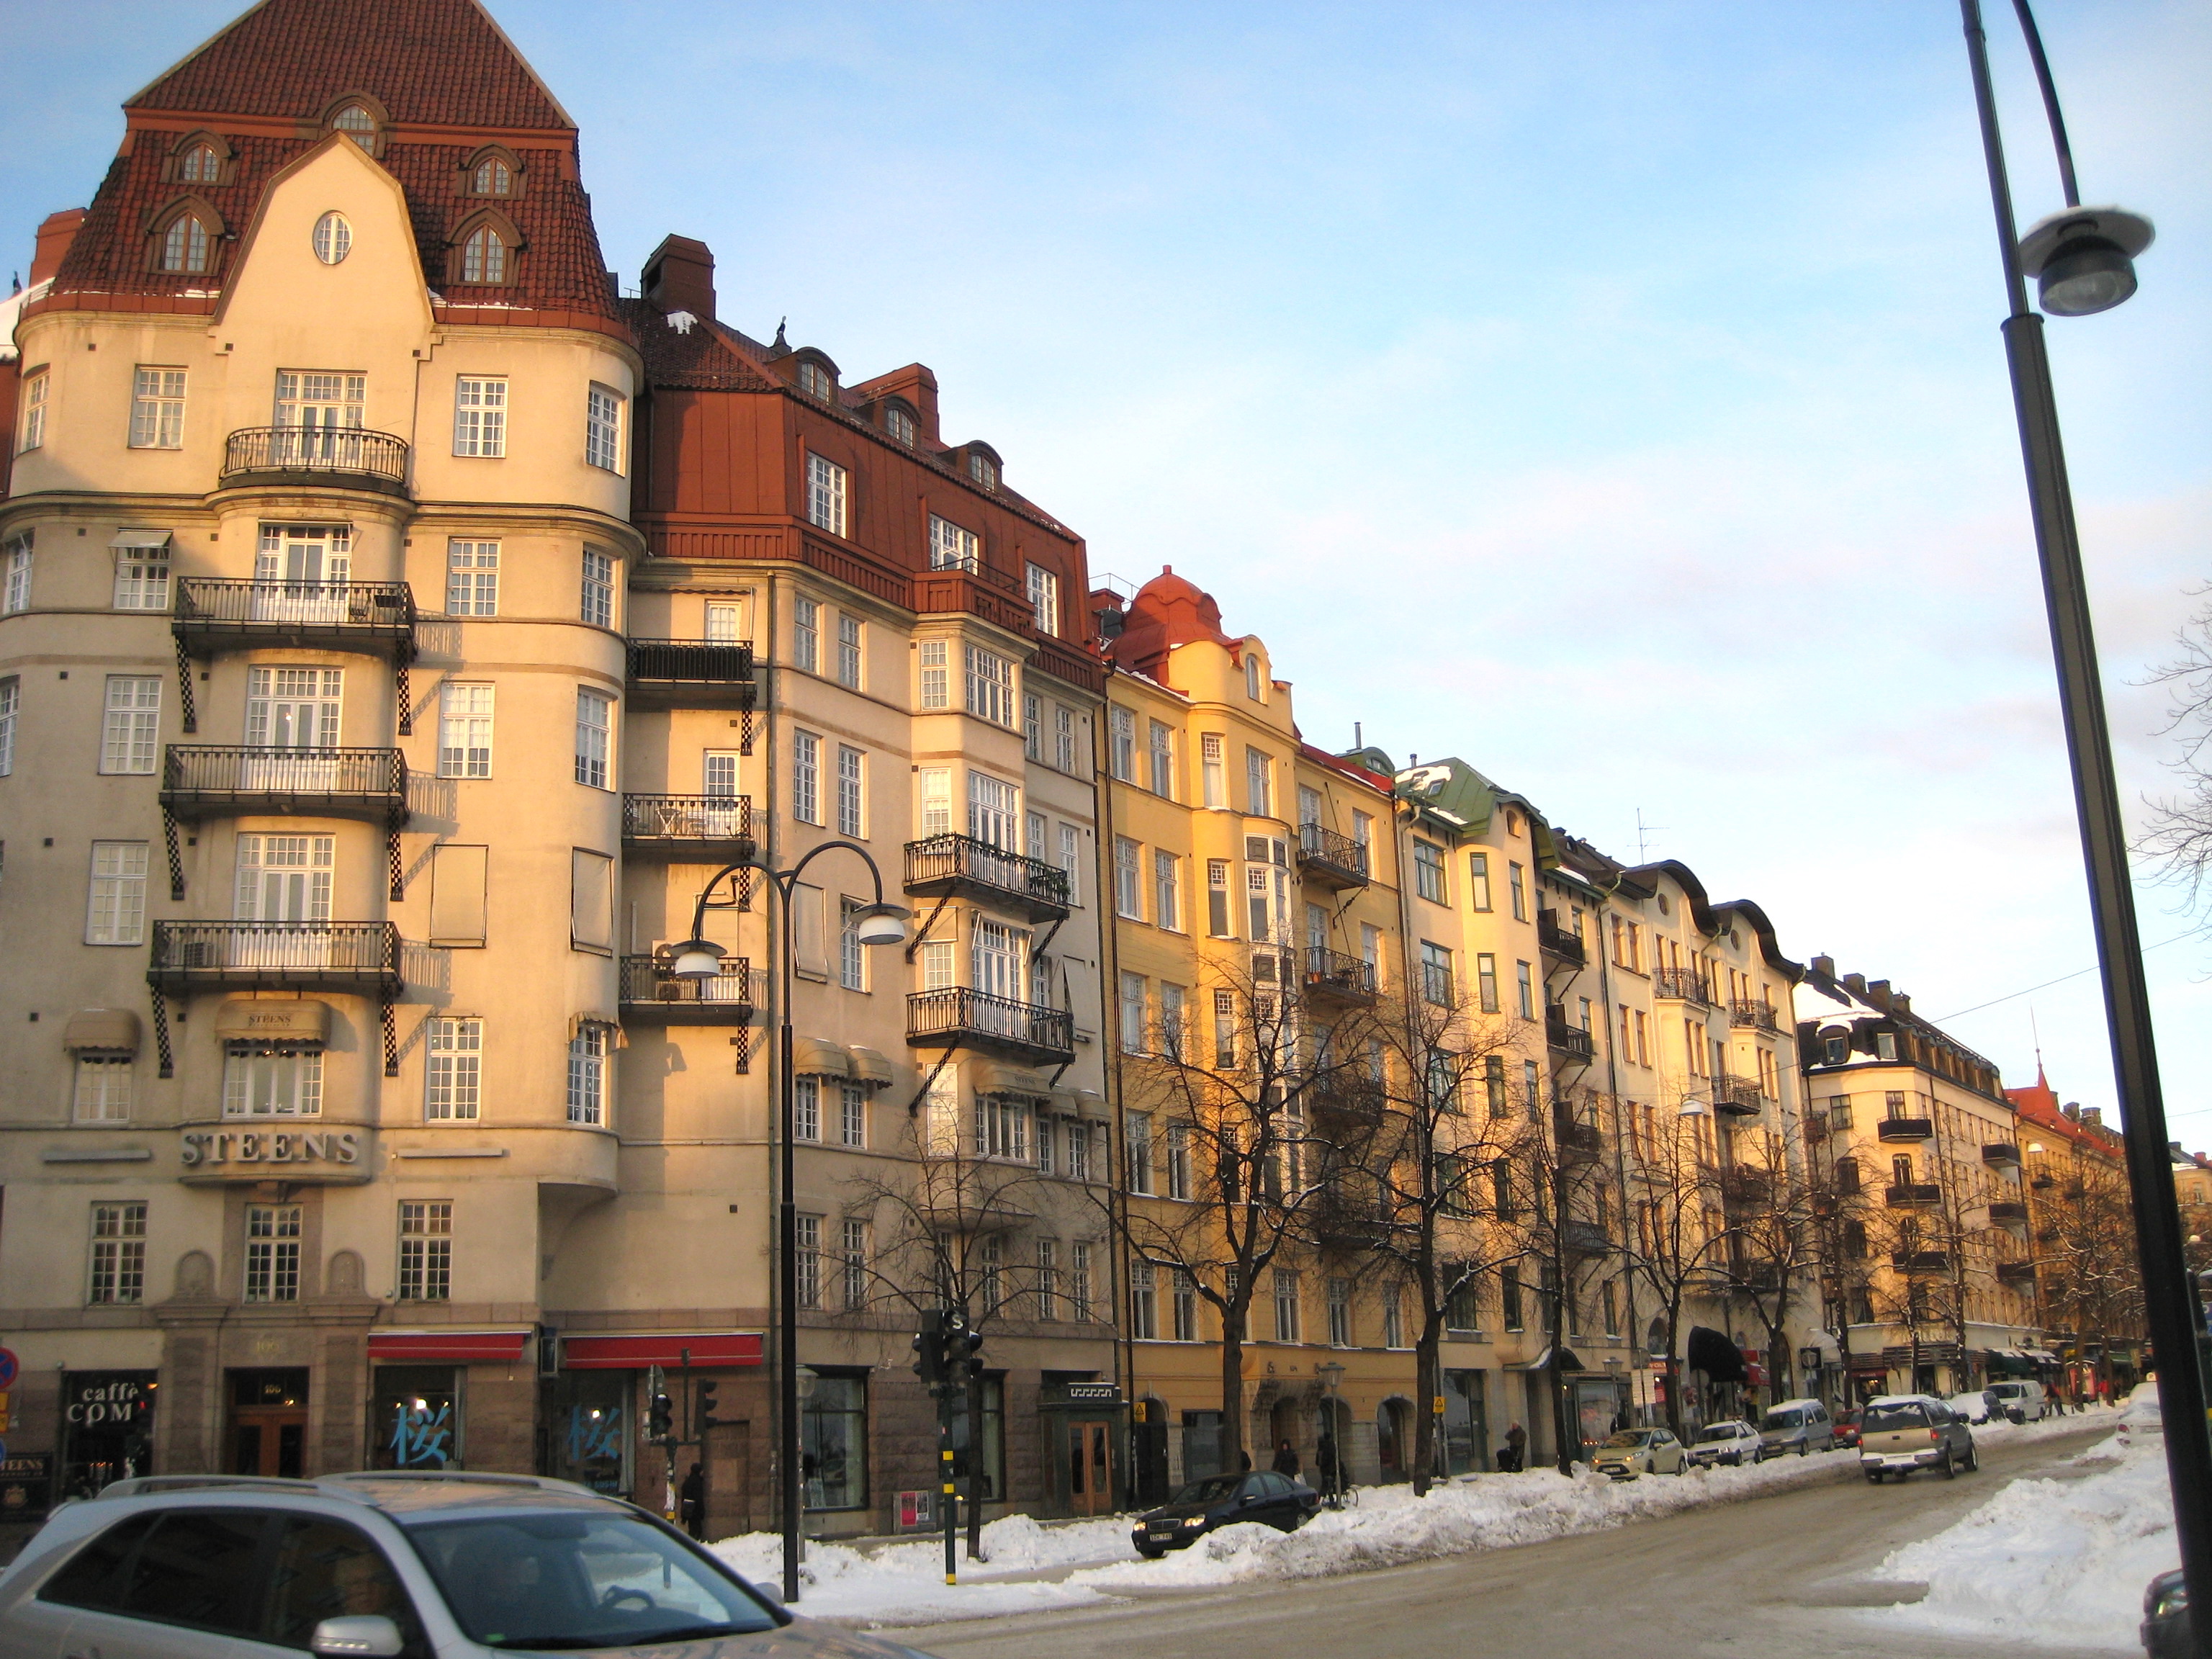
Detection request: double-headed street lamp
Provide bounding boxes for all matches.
[1956,2,2211,1641]
[671,842,908,1606]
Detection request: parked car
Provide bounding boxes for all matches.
[1946,1389,2000,1426]
[1589,1427,1689,1480]
[1686,1420,1761,1468]
[1132,1470,1321,1557]
[1858,1394,1977,1481]
[1987,1379,2051,1421]
[0,1470,898,1659]
[1833,1407,1863,1450]
[2117,1381,2164,1449]
[2142,1568,2191,1658]
[1757,1398,1838,1458]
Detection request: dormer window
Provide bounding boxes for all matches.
[462,225,508,283]
[968,451,997,490]
[474,158,512,196]
[885,404,916,446]
[331,104,378,149]
[159,211,212,274]
[179,144,221,184]
[798,361,833,400]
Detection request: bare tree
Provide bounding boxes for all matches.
[1619,1097,1732,1437]
[2136,588,2212,905]
[1716,1123,1827,1401]
[2033,1161,2146,1395]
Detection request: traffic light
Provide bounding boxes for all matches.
[647,1385,675,1444]
[948,1325,984,1380]
[912,1309,946,1390]
[697,1380,721,1429]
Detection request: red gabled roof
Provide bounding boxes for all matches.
[129,0,571,130]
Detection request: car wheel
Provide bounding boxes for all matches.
[1963,1444,1979,1473]
[1137,1547,1166,1560]
[1938,1450,1956,1480]
[1797,1441,1808,1457]
[1866,1470,1883,1484]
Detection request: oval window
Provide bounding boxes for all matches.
[313,212,353,265]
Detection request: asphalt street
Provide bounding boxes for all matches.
[909,1423,2128,1659]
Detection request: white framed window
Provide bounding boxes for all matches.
[112,541,172,611]
[573,688,613,788]
[835,613,863,688]
[1273,1269,1301,1343]
[0,535,27,614]
[1067,1120,1092,1183]
[1244,747,1271,817]
[964,645,1015,726]
[397,1201,452,1301]
[89,1202,147,1305]
[795,1215,821,1309]
[1109,706,1135,781]
[1120,972,1148,1052]
[130,367,186,449]
[928,515,977,572]
[1328,1278,1352,1346]
[1023,693,1044,761]
[99,676,161,775]
[446,541,499,615]
[842,1218,868,1309]
[918,938,955,992]
[453,377,507,457]
[1246,652,1264,701]
[426,1017,483,1121]
[462,223,508,282]
[1201,734,1225,807]
[918,639,948,708]
[438,683,493,778]
[1054,705,1076,772]
[840,1082,868,1147]
[792,597,819,673]
[1058,824,1082,905]
[797,360,833,399]
[234,835,334,919]
[794,1076,822,1141]
[969,451,997,491]
[886,405,917,446]
[967,770,1019,849]
[1166,1120,1191,1198]
[792,729,821,824]
[1025,809,1048,864]
[1025,562,1059,636]
[225,1048,322,1117]
[917,767,952,835]
[1160,982,1186,1057]
[245,1205,302,1303]
[836,745,864,838]
[1173,1269,1198,1341]
[274,371,364,431]
[17,371,46,453]
[585,385,624,472]
[310,210,351,261]
[1070,1241,1092,1320]
[1148,719,1174,797]
[581,548,616,627]
[837,898,866,991]
[806,454,847,535]
[1114,837,1141,919]
[1130,1261,1159,1339]
[86,841,150,945]
[0,675,17,774]
[1154,850,1180,931]
[245,665,342,750]
[567,1025,608,1125]
[73,1056,133,1123]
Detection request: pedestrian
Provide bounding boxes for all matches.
[680,1462,706,1540]
[1502,1421,1527,1473]
[1271,1437,1301,1479]
[1238,1446,1253,1472]
[1317,1429,1341,1500]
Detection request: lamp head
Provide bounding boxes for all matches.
[2018,207,2154,318]
[853,901,910,948]
[670,938,727,979]
[1678,1099,1709,1118]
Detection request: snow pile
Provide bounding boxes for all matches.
[1868,1433,2177,1651]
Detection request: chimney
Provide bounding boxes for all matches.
[1842,972,1868,997]
[2064,1102,2080,1121]
[1810,954,1835,979]
[1865,979,1892,1010]
[30,208,86,287]
[1892,992,1911,1015]
[2080,1107,2103,1130]
[641,235,716,321]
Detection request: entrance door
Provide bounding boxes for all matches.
[230,1369,310,1479]
[701,752,743,838]
[253,523,354,621]
[244,667,344,791]
[1068,1421,1112,1516]
[235,835,334,968]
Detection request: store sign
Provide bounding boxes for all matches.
[1061,1382,1120,1403]
[64,1377,150,1429]
[181,1128,364,1169]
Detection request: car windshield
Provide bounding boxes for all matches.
[1862,1404,1929,1433]
[1601,1431,1653,1448]
[406,1511,778,1651]
[1171,1475,1245,1506]
[1696,1425,1743,1443]
[1761,1409,1803,1430]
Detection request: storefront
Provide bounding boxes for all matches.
[58,1371,156,1499]
[366,1330,532,1470]
[1442,1369,1488,1475]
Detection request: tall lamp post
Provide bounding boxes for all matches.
[671,844,908,1606]
[1956,2,2212,1639]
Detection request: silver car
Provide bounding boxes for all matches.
[0,1470,928,1659]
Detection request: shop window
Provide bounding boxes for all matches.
[543,1372,630,1496]
[950,1374,1005,1501]
[59,1370,156,1494]
[373,1365,460,1469]
[801,1371,868,1510]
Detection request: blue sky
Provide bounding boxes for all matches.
[7,1,2209,1136]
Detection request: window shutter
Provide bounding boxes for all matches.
[791,883,828,979]
[570,849,613,951]
[430,845,489,948]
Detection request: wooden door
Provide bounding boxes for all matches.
[1068,1421,1112,1516]
[703,1421,751,1542]
[233,1408,307,1478]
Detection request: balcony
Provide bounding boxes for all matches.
[1306,1071,1385,1125]
[1729,999,1780,1033]
[1712,1075,1763,1116]
[1537,909,1586,966]
[1892,1249,1951,1274]
[220,426,410,496]
[1653,967,1713,1007]
[1884,1182,1943,1208]
[2030,1171,2056,1190]
[1987,1200,2030,1231]
[1997,1260,2038,1288]
[907,987,1075,1066]
[904,833,1071,923]
[1563,1220,1614,1256]
[1295,822,1370,891]
[619,955,755,1024]
[621,794,756,861]
[1876,1116,1933,1142]
[161,746,408,827]
[624,639,757,711]
[1982,1141,2023,1168]
[1804,1110,1830,1141]
[147,921,401,995]
[1553,1112,1603,1161]
[1720,1166,1771,1208]
[174,578,416,661]
[1302,947,1377,1007]
[1546,1010,1596,1062]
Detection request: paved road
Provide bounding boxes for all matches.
[910,1424,2126,1659]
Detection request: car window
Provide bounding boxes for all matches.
[1236,1475,1267,1500]
[266,1517,431,1656]
[50,1508,271,1638]
[38,1513,160,1611]
[1862,1404,1928,1432]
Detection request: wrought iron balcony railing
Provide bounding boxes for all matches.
[1537,909,1586,965]
[1302,947,1377,1005]
[907,987,1074,1064]
[618,955,755,1022]
[1545,1010,1596,1061]
[1892,1249,1951,1274]
[1987,1200,2030,1228]
[621,793,756,855]
[904,833,1070,922]
[1305,1071,1385,1124]
[147,921,401,993]
[161,745,407,825]
[1729,999,1781,1033]
[1712,1075,1764,1115]
[1876,1115,1934,1141]
[625,639,757,709]
[1884,1182,1943,1207]
[1997,1259,2038,1286]
[175,577,416,642]
[1295,822,1370,890]
[1653,966,1713,1006]
[1563,1220,1614,1256]
[1553,1112,1604,1160]
[1719,1166,1772,1206]
[1982,1141,2023,1166]
[220,426,410,493]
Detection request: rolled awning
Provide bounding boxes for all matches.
[215,999,331,1046]
[560,1332,763,1370]
[1687,1326,1748,1382]
[845,1046,894,1087]
[63,1009,142,1054]
[108,530,173,550]
[369,1330,530,1364]
[1063,1087,1109,1115]
[970,1059,1053,1097]
[791,1038,850,1078]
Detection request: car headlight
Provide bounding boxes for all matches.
[2152,1584,2189,1619]
[1183,1516,1208,1528]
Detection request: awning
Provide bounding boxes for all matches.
[969,1059,1053,1097]
[1687,1326,1747,1382]
[1848,1354,1892,1375]
[1063,1087,1109,1115]
[216,999,330,1046]
[1509,1347,1585,1372]
[108,530,173,551]
[2026,1348,2062,1364]
[63,1009,141,1054]
[846,1046,894,1087]
[791,1038,850,1077]
[369,1330,530,1364]
[560,1332,763,1370]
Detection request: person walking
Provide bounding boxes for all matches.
[1502,1421,1527,1473]
[1316,1429,1341,1502]
[1271,1438,1301,1479]
[679,1462,706,1540]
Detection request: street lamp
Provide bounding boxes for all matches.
[1316,1362,1346,1506]
[1956,1,2211,1638]
[675,843,908,1606]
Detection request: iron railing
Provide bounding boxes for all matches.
[1563,1220,1614,1255]
[1719,1166,1772,1206]
[1305,1072,1385,1123]
[1545,1010,1596,1061]
[1295,822,1370,887]
[1884,1182,1943,1207]
[222,426,409,489]
[621,793,755,847]
[1553,1112,1604,1159]
[907,987,1074,1061]
[148,920,400,987]
[904,833,1071,916]
[1302,947,1377,1003]
[1729,999,1781,1033]
[1892,1249,1951,1274]
[161,745,405,806]
[1876,1115,1934,1141]
[1712,1075,1764,1114]
[1653,967,1714,1006]
[1987,1200,2031,1226]
[626,638,755,688]
[1537,909,1586,965]
[619,955,755,1011]
[174,577,416,634]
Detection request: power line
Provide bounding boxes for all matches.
[1929,927,2201,1022]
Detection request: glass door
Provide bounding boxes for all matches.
[235,834,334,966]
[253,524,353,622]
[274,371,365,465]
[701,751,742,838]
[243,667,343,790]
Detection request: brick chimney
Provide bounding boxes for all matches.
[2080,1107,2103,1130]
[1866,979,1892,1010]
[30,208,86,287]
[641,235,715,321]
[2064,1102,2080,1121]
[853,364,940,445]
[1810,954,1835,979]
[1892,992,1911,1015]
[1842,972,1869,997]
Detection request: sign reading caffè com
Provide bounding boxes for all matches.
[179,1126,372,1182]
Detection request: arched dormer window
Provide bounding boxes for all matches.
[883,401,917,446]
[148,199,224,275]
[463,147,522,197]
[795,355,836,400]
[170,132,233,186]
[964,444,999,490]
[463,225,506,282]
[323,94,389,156]
[446,210,523,288]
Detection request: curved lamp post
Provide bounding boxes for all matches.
[672,842,908,1605]
[1957,2,2211,1638]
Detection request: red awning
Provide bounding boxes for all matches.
[369,1331,531,1364]
[560,1333,763,1370]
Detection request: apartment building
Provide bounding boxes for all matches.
[2005,1067,2141,1390]
[1797,959,2036,1401]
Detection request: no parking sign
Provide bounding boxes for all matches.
[0,1351,19,1391]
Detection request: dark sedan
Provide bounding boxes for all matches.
[2143,1569,2190,1658]
[1131,1470,1321,1557]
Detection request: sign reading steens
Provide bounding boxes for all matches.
[180,1128,368,1177]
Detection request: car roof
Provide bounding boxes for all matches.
[1765,1398,1822,1411]
[1867,1393,1945,1407]
[80,1471,628,1523]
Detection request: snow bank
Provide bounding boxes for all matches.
[1867,1431,2176,1651]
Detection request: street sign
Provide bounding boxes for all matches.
[0,1351,19,1390]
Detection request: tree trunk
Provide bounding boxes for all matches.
[1661,1304,1686,1439]
[1412,1312,1441,1496]
[1218,1306,1247,1476]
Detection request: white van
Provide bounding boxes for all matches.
[1984,1380,2050,1421]
[1756,1398,1837,1457]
